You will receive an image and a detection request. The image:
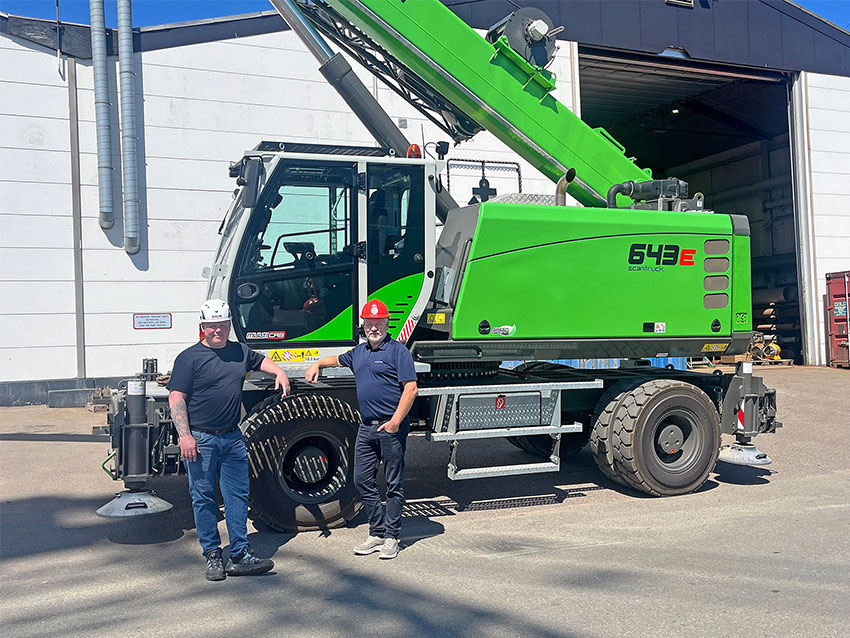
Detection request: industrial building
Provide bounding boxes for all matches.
[1,0,848,402]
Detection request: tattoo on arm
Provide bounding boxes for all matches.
[171,397,191,437]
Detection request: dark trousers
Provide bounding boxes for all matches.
[353,419,409,539]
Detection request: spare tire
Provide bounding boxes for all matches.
[241,393,361,532]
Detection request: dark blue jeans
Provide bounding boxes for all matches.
[184,428,250,556]
[353,420,409,539]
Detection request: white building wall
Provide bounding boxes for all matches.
[0,36,79,382]
[803,72,850,363]
[0,24,582,383]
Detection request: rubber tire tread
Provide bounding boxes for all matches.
[610,379,720,496]
[241,393,361,532]
[589,380,643,486]
[506,429,590,460]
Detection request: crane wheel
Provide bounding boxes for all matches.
[610,380,720,496]
[241,393,361,532]
[589,381,642,486]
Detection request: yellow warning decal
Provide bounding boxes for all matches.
[701,343,729,353]
[426,312,446,325]
[268,348,320,363]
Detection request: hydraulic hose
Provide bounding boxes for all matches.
[607,181,635,208]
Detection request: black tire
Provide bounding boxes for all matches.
[589,381,642,485]
[610,380,720,496]
[506,427,590,460]
[505,436,529,452]
[241,393,361,532]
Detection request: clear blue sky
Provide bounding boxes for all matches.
[1,0,849,30]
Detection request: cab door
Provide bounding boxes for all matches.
[362,162,427,340]
[229,159,359,348]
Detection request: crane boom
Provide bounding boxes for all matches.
[306,0,652,206]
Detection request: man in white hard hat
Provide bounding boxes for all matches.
[167,299,290,581]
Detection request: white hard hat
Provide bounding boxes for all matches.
[199,299,231,323]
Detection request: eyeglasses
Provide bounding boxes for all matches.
[202,322,230,332]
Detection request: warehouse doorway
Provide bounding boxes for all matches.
[578,48,802,363]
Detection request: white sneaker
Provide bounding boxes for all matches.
[378,537,399,560]
[353,535,384,555]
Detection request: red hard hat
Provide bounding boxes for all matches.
[360,299,390,319]
[302,296,326,314]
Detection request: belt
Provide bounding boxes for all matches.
[363,419,392,426]
[192,426,237,436]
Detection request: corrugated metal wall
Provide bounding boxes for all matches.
[802,72,850,363]
[0,35,79,381]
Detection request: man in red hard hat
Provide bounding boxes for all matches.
[305,299,418,559]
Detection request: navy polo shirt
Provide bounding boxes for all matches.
[338,335,417,422]
[167,341,264,431]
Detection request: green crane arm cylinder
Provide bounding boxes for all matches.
[270,0,457,220]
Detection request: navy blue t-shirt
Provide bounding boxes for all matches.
[338,336,417,422]
[167,341,264,431]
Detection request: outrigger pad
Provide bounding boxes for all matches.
[718,443,772,466]
[96,491,173,518]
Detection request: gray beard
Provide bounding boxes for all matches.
[367,333,384,345]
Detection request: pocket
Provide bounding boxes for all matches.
[192,430,206,443]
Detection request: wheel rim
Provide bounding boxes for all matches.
[650,408,702,473]
[274,428,351,505]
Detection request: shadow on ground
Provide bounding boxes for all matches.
[713,460,774,486]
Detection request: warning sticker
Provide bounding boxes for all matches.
[268,349,320,363]
[426,312,446,325]
[835,301,847,318]
[701,343,729,353]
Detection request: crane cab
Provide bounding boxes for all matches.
[207,142,438,361]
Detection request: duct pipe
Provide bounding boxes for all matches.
[88,0,114,229]
[268,0,458,221]
[117,0,140,254]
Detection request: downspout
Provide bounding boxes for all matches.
[88,0,114,229]
[117,0,140,254]
[68,57,87,378]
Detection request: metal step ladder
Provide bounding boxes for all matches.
[419,379,602,480]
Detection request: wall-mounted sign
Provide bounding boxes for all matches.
[133,313,173,330]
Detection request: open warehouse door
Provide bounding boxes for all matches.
[579,48,802,363]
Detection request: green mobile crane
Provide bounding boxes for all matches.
[98,0,778,531]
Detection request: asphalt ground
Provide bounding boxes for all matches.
[0,365,848,638]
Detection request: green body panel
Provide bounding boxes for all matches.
[285,273,424,343]
[281,272,425,343]
[325,0,650,206]
[453,203,742,340]
[732,235,753,332]
[370,272,425,339]
[288,305,353,342]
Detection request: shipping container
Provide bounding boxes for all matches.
[826,270,850,368]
